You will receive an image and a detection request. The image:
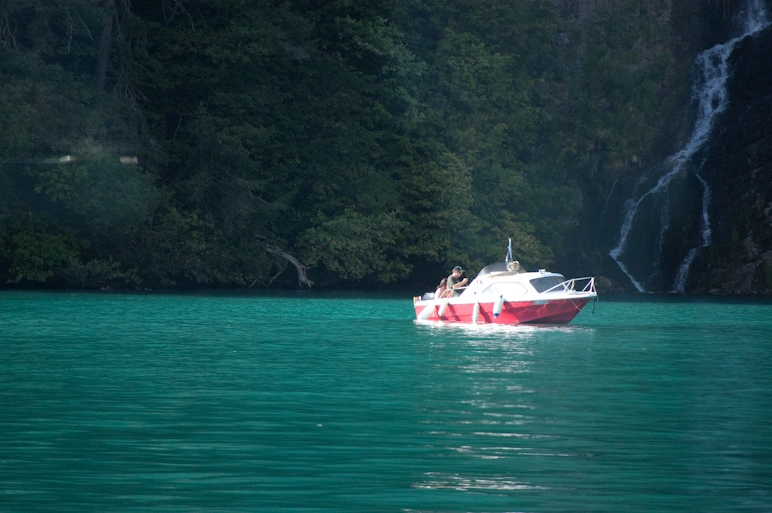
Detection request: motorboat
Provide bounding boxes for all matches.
[413,247,597,325]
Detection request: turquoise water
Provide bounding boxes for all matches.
[1,292,771,512]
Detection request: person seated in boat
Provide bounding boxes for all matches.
[446,266,468,297]
[434,277,449,299]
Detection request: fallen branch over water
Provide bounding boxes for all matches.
[257,243,313,288]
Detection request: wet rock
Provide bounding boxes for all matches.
[698,26,772,295]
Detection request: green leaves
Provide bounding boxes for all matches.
[299,209,406,283]
[30,155,157,230]
[0,0,686,288]
[3,214,83,284]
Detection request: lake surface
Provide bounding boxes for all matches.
[1,291,771,512]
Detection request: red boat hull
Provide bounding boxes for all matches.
[414,297,594,325]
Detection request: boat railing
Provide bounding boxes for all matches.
[541,277,596,295]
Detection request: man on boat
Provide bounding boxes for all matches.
[446,266,468,297]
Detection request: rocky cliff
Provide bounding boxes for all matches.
[697,26,772,294]
[589,1,772,296]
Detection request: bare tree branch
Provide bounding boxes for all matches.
[263,244,313,288]
[73,10,95,41]
[162,0,194,30]
[1,14,18,52]
[252,260,288,289]
[95,0,115,91]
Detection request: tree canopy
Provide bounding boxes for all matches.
[0,0,688,289]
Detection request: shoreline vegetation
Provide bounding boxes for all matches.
[2,1,767,295]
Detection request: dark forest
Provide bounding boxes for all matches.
[2,0,765,292]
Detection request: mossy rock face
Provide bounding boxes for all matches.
[697,28,772,295]
[764,262,772,289]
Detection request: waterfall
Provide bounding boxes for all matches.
[671,171,712,292]
[609,0,770,293]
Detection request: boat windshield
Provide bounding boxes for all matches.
[477,262,526,276]
[530,275,566,293]
[483,282,528,296]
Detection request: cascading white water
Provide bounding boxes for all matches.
[609,0,770,292]
[671,171,712,291]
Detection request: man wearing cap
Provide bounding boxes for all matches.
[446,266,468,297]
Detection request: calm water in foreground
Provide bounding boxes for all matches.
[1,291,771,512]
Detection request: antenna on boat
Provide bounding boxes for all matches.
[506,238,520,272]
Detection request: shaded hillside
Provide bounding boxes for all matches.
[696,26,772,294]
[1,0,765,292]
[581,0,772,296]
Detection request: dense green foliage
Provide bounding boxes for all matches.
[0,0,687,289]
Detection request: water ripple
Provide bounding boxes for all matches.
[1,292,771,512]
